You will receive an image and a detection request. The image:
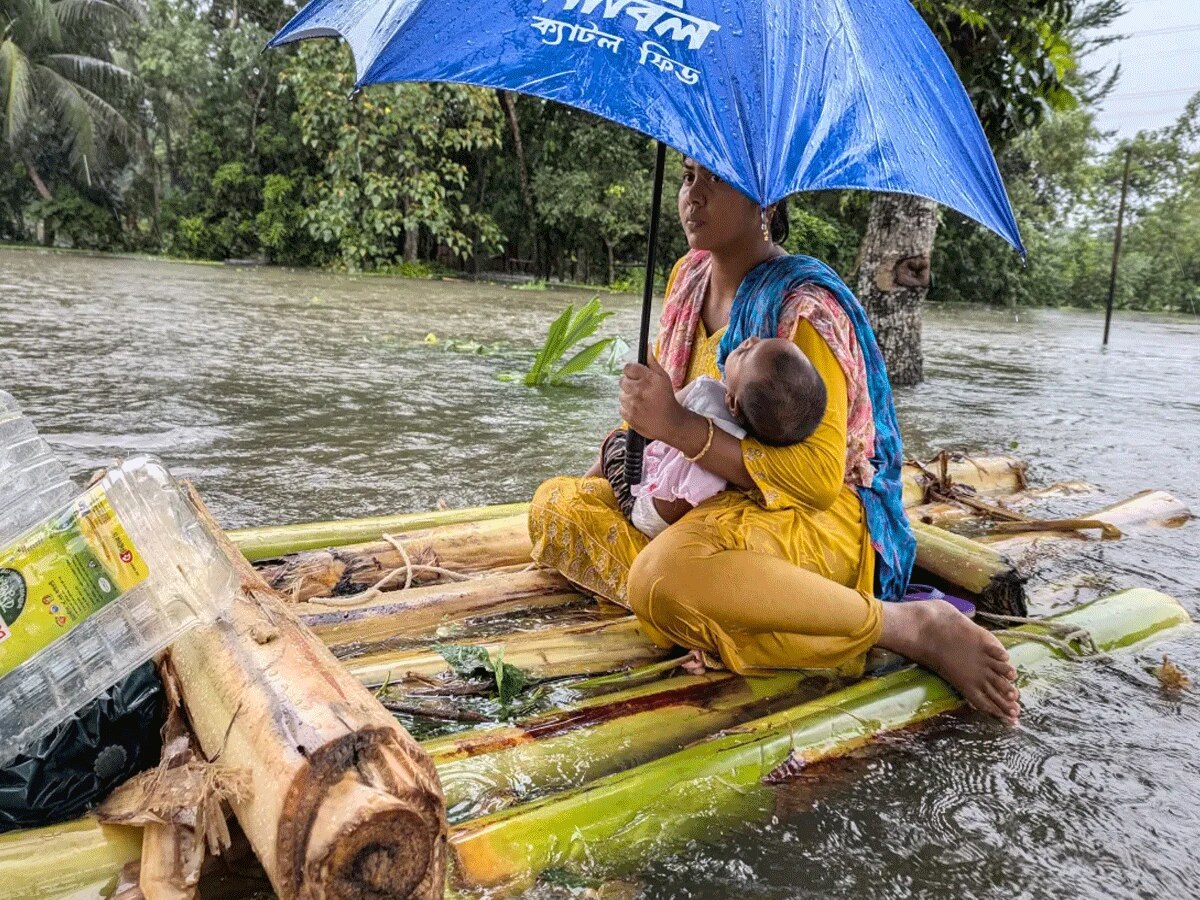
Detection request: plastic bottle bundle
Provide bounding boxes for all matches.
[0,394,238,767]
[0,391,75,542]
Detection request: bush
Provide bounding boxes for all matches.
[162,162,262,260]
[256,174,324,266]
[24,188,122,250]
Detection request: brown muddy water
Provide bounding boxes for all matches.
[2,247,1199,898]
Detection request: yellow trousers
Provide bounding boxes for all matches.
[529,477,884,676]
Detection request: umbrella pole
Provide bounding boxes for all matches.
[624,141,668,487]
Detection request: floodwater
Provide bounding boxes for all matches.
[2,247,1199,898]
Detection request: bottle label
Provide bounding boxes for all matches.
[0,486,148,679]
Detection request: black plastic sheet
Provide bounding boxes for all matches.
[0,662,164,832]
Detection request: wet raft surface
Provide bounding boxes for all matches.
[5,250,1200,896]
[231,453,1192,895]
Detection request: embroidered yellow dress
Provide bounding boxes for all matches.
[529,315,884,675]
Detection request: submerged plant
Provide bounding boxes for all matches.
[602,336,632,375]
[524,298,616,387]
[436,644,533,707]
[423,333,511,355]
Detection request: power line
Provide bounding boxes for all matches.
[1098,23,1200,40]
[1101,106,1194,124]
[1106,85,1200,102]
[1110,45,1200,58]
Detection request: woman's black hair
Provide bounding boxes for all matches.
[770,197,790,245]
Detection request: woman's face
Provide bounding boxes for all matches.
[678,158,762,253]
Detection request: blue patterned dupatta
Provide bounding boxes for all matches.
[716,254,916,602]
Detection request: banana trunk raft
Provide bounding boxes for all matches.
[0,454,1192,899]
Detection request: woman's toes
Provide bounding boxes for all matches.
[983,682,1018,720]
[983,637,1010,661]
[895,603,1022,724]
[986,657,1018,682]
[969,686,1008,720]
[989,672,1021,718]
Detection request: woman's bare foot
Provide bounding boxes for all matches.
[878,600,1021,724]
[680,649,707,675]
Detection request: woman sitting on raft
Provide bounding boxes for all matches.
[529,159,1021,724]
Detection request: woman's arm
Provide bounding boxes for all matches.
[620,320,849,508]
[736,320,848,510]
[659,409,756,489]
[620,355,754,485]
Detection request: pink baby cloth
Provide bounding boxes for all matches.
[632,376,746,508]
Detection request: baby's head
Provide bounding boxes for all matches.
[724,337,827,446]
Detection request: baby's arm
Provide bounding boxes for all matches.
[652,496,694,524]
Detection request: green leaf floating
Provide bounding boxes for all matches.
[435,643,493,679]
[491,647,532,706]
[435,643,534,709]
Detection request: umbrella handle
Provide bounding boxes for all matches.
[624,430,647,486]
[624,141,668,490]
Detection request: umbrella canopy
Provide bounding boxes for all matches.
[270,0,1023,254]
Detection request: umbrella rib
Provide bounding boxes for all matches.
[828,0,893,193]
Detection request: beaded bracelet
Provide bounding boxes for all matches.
[683,417,715,463]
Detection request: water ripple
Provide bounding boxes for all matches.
[3,249,1199,899]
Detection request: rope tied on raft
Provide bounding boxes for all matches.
[314,532,477,608]
[977,610,1111,662]
[907,451,1121,540]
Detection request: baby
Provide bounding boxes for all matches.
[603,336,828,538]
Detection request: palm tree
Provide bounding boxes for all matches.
[0,0,142,200]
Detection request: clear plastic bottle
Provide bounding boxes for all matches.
[0,455,238,765]
[0,390,75,543]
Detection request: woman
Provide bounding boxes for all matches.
[530,160,1020,723]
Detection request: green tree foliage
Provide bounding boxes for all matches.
[916,1,1081,146]
[255,173,320,266]
[134,0,309,259]
[934,98,1200,313]
[25,183,120,247]
[3,0,1196,317]
[524,108,654,284]
[783,196,868,276]
[1,0,140,240]
[0,158,32,238]
[0,0,140,200]
[285,41,503,270]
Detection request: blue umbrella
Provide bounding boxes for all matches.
[270,0,1024,479]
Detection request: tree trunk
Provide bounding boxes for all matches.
[162,118,178,190]
[854,193,938,386]
[605,240,615,285]
[404,224,419,263]
[23,157,53,202]
[495,90,538,268]
[138,116,162,244]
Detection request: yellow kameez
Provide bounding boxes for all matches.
[528,314,884,675]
